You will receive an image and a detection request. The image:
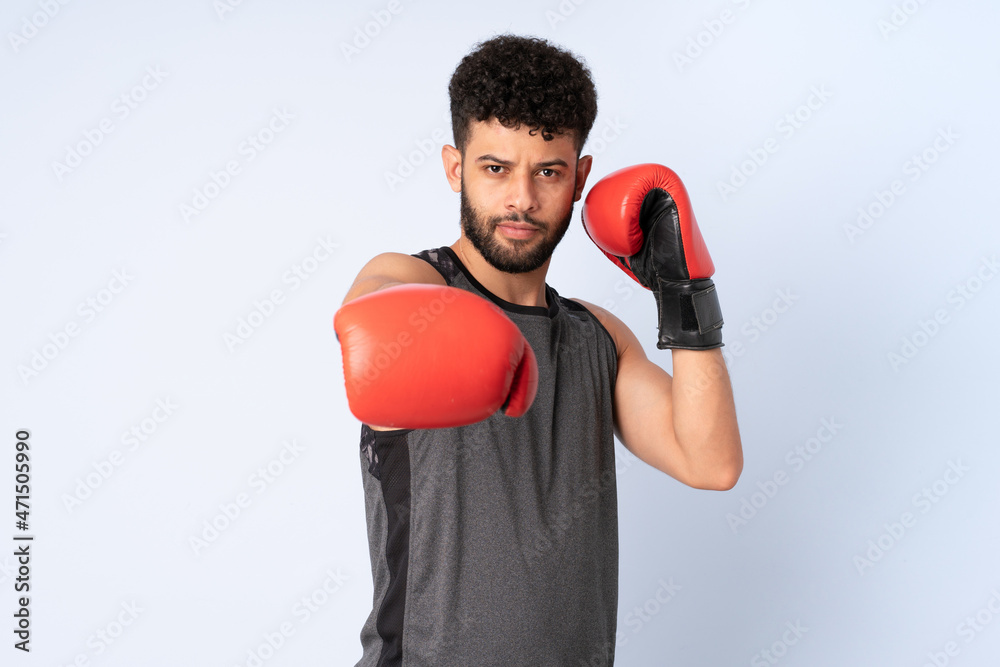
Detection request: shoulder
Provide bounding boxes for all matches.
[343,251,447,304]
[360,251,444,279]
[568,297,641,361]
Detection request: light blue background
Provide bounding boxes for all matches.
[2,1,999,665]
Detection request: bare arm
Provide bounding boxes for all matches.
[342,252,446,304]
[573,298,743,490]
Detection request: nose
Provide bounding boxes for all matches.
[504,171,539,217]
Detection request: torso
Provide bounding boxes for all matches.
[356,246,620,666]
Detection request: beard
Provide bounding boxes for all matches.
[460,184,574,275]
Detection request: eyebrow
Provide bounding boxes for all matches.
[475,154,570,169]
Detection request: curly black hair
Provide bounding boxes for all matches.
[448,34,598,155]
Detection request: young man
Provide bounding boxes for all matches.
[336,34,742,666]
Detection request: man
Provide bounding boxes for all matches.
[336,34,742,666]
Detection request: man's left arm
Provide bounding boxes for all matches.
[578,163,743,490]
[575,299,742,490]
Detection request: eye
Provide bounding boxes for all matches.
[539,168,557,178]
[486,165,505,174]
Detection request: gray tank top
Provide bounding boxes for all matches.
[356,246,619,666]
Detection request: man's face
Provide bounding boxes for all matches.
[451,119,589,274]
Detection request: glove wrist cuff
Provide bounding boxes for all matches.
[653,277,724,350]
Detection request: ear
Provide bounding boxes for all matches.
[573,154,593,202]
[442,144,463,193]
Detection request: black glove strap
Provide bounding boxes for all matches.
[653,277,724,350]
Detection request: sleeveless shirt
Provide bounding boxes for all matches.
[356,246,619,666]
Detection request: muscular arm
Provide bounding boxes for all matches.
[573,299,743,490]
[342,252,446,304]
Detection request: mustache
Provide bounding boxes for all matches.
[491,213,546,229]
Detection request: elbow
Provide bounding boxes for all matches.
[713,448,744,490]
[705,464,742,491]
[708,433,744,490]
[685,465,741,491]
[683,445,743,491]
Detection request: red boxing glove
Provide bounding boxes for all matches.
[334,284,538,429]
[582,163,724,350]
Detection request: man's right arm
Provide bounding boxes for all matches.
[334,252,538,429]
[342,252,447,304]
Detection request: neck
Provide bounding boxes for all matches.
[450,237,550,309]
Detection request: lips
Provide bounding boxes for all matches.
[496,223,540,239]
